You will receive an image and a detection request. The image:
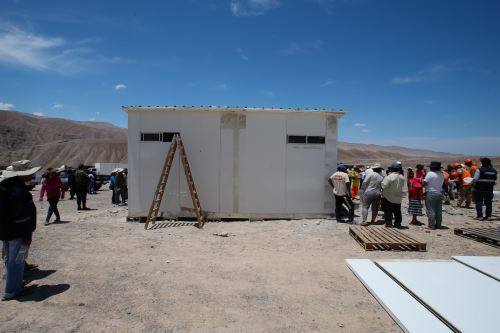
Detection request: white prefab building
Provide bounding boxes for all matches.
[124,106,345,220]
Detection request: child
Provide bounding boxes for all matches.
[408,178,424,225]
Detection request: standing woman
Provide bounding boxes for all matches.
[39,168,65,225]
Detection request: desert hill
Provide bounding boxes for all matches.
[0,109,494,171]
[0,110,127,169]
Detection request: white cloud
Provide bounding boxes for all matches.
[322,79,335,86]
[88,117,96,121]
[32,112,43,116]
[0,24,64,71]
[0,24,123,75]
[354,123,366,127]
[282,40,324,55]
[0,102,15,110]
[95,111,100,115]
[114,83,126,90]
[52,103,64,109]
[392,65,449,85]
[236,47,249,60]
[230,0,280,16]
[361,129,370,133]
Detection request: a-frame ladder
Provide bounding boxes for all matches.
[144,134,204,229]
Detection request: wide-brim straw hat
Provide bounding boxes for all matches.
[371,162,382,169]
[1,160,41,182]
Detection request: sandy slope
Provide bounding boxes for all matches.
[0,188,498,332]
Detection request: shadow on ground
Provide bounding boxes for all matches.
[17,284,70,302]
[25,269,56,280]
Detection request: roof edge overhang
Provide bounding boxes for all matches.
[122,105,346,117]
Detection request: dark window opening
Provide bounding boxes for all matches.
[307,136,325,144]
[162,132,180,142]
[141,133,161,141]
[287,135,325,145]
[287,135,307,144]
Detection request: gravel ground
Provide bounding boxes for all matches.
[1,187,499,333]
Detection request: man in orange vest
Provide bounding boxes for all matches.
[456,159,473,208]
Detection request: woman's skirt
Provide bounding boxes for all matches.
[408,198,423,215]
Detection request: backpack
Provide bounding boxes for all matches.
[75,170,89,185]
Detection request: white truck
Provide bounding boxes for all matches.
[94,163,128,176]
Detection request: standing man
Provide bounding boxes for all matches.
[328,164,355,223]
[0,160,39,300]
[74,164,90,210]
[423,161,445,230]
[359,163,384,226]
[381,163,405,228]
[473,157,497,221]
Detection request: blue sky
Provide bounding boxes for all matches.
[1,0,499,155]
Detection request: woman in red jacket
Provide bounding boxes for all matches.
[39,168,65,225]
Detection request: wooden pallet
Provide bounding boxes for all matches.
[454,226,500,246]
[349,226,427,251]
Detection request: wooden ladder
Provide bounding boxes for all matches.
[144,134,205,229]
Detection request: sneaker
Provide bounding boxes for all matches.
[482,217,491,221]
[44,220,50,226]
[54,218,61,223]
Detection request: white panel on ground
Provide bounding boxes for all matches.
[452,256,500,282]
[376,260,500,333]
[345,259,452,333]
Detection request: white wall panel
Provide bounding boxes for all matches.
[377,260,500,333]
[177,111,220,213]
[239,113,286,213]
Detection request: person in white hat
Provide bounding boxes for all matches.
[0,160,40,300]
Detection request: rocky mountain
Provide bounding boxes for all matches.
[0,110,127,169]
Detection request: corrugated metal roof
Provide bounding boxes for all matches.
[122,105,345,116]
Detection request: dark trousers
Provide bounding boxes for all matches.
[76,189,87,209]
[69,187,76,199]
[334,194,354,221]
[46,197,60,221]
[475,191,494,218]
[382,198,402,227]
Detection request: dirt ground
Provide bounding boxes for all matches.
[1,188,499,333]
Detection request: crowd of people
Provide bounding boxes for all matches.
[0,159,127,301]
[329,158,498,229]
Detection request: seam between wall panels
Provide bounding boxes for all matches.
[284,115,288,212]
[218,113,222,214]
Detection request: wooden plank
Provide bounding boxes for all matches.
[349,226,426,251]
[454,227,500,244]
[346,259,453,333]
